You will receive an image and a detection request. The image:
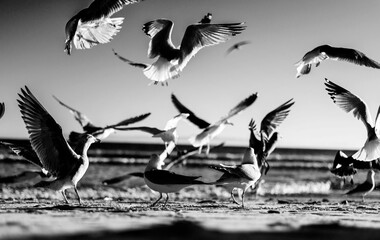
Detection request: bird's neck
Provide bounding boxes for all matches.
[75,140,93,158]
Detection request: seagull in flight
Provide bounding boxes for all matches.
[114,16,246,85]
[225,41,251,55]
[346,169,375,202]
[295,45,380,78]
[64,0,143,55]
[144,153,208,207]
[248,99,295,175]
[115,113,189,151]
[18,86,100,204]
[325,78,380,161]
[0,102,4,119]
[53,95,150,143]
[171,93,257,154]
[210,147,261,208]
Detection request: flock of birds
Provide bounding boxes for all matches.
[1,0,380,207]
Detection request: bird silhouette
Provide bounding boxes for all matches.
[295,45,380,78]
[225,41,251,55]
[0,102,4,119]
[17,86,99,204]
[64,0,143,55]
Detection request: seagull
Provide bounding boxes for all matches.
[0,141,52,184]
[198,13,212,24]
[114,17,246,85]
[64,0,143,55]
[144,153,208,207]
[295,45,380,78]
[115,113,189,151]
[225,41,251,55]
[0,102,4,119]
[172,93,258,154]
[17,86,100,204]
[210,147,261,208]
[53,95,150,143]
[102,143,224,185]
[248,99,295,174]
[346,169,375,202]
[325,78,380,161]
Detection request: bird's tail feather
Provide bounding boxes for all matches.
[143,57,180,84]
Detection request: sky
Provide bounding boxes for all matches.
[1,0,380,150]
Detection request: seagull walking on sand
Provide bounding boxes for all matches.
[248,99,295,175]
[325,78,380,161]
[295,45,380,78]
[64,0,143,55]
[172,93,258,154]
[346,169,375,202]
[144,152,208,207]
[53,95,150,143]
[18,86,99,204]
[114,15,246,85]
[115,113,189,151]
[210,148,261,208]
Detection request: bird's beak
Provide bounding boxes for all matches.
[95,138,101,143]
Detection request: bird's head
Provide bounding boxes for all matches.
[145,154,165,171]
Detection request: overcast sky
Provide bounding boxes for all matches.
[1,0,380,150]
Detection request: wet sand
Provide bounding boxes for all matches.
[1,188,380,240]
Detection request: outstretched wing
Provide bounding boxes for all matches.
[112,49,148,68]
[179,22,246,70]
[324,78,373,135]
[18,87,77,178]
[324,46,380,69]
[142,19,174,59]
[248,119,263,154]
[260,99,295,138]
[0,141,42,168]
[114,126,163,135]
[107,113,151,129]
[219,93,258,122]
[0,102,4,119]
[171,94,210,129]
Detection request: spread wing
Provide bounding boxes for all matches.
[82,0,143,22]
[0,141,42,168]
[260,99,294,138]
[142,19,174,59]
[18,87,78,178]
[324,78,373,135]
[219,93,258,123]
[0,102,4,119]
[178,22,246,70]
[114,126,163,135]
[323,46,380,69]
[248,119,264,154]
[106,113,151,129]
[171,94,210,129]
[112,49,148,68]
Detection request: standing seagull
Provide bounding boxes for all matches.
[114,17,246,85]
[144,153,208,207]
[53,95,150,143]
[325,79,380,161]
[64,0,143,55]
[210,148,261,208]
[115,113,189,151]
[295,45,380,78]
[346,169,375,202]
[172,93,258,154]
[17,86,99,204]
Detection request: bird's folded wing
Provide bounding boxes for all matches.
[260,98,295,138]
[0,141,43,168]
[171,94,210,129]
[179,23,246,70]
[144,170,201,185]
[81,0,142,22]
[325,47,380,68]
[18,87,78,178]
[53,95,92,129]
[142,19,174,59]
[107,112,151,129]
[219,92,258,123]
[346,181,373,195]
[324,78,373,134]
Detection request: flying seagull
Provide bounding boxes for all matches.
[172,93,258,154]
[225,41,251,55]
[210,147,261,208]
[0,102,4,119]
[17,86,99,204]
[198,13,212,24]
[53,95,150,143]
[295,45,380,78]
[346,169,375,202]
[115,113,189,151]
[64,0,143,55]
[114,17,246,85]
[144,153,208,207]
[325,78,380,161]
[248,99,295,175]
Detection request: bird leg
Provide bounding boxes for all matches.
[241,189,247,209]
[163,193,170,207]
[61,190,69,204]
[230,189,240,205]
[198,145,203,154]
[206,142,210,155]
[362,195,366,203]
[150,193,162,207]
[74,186,82,205]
